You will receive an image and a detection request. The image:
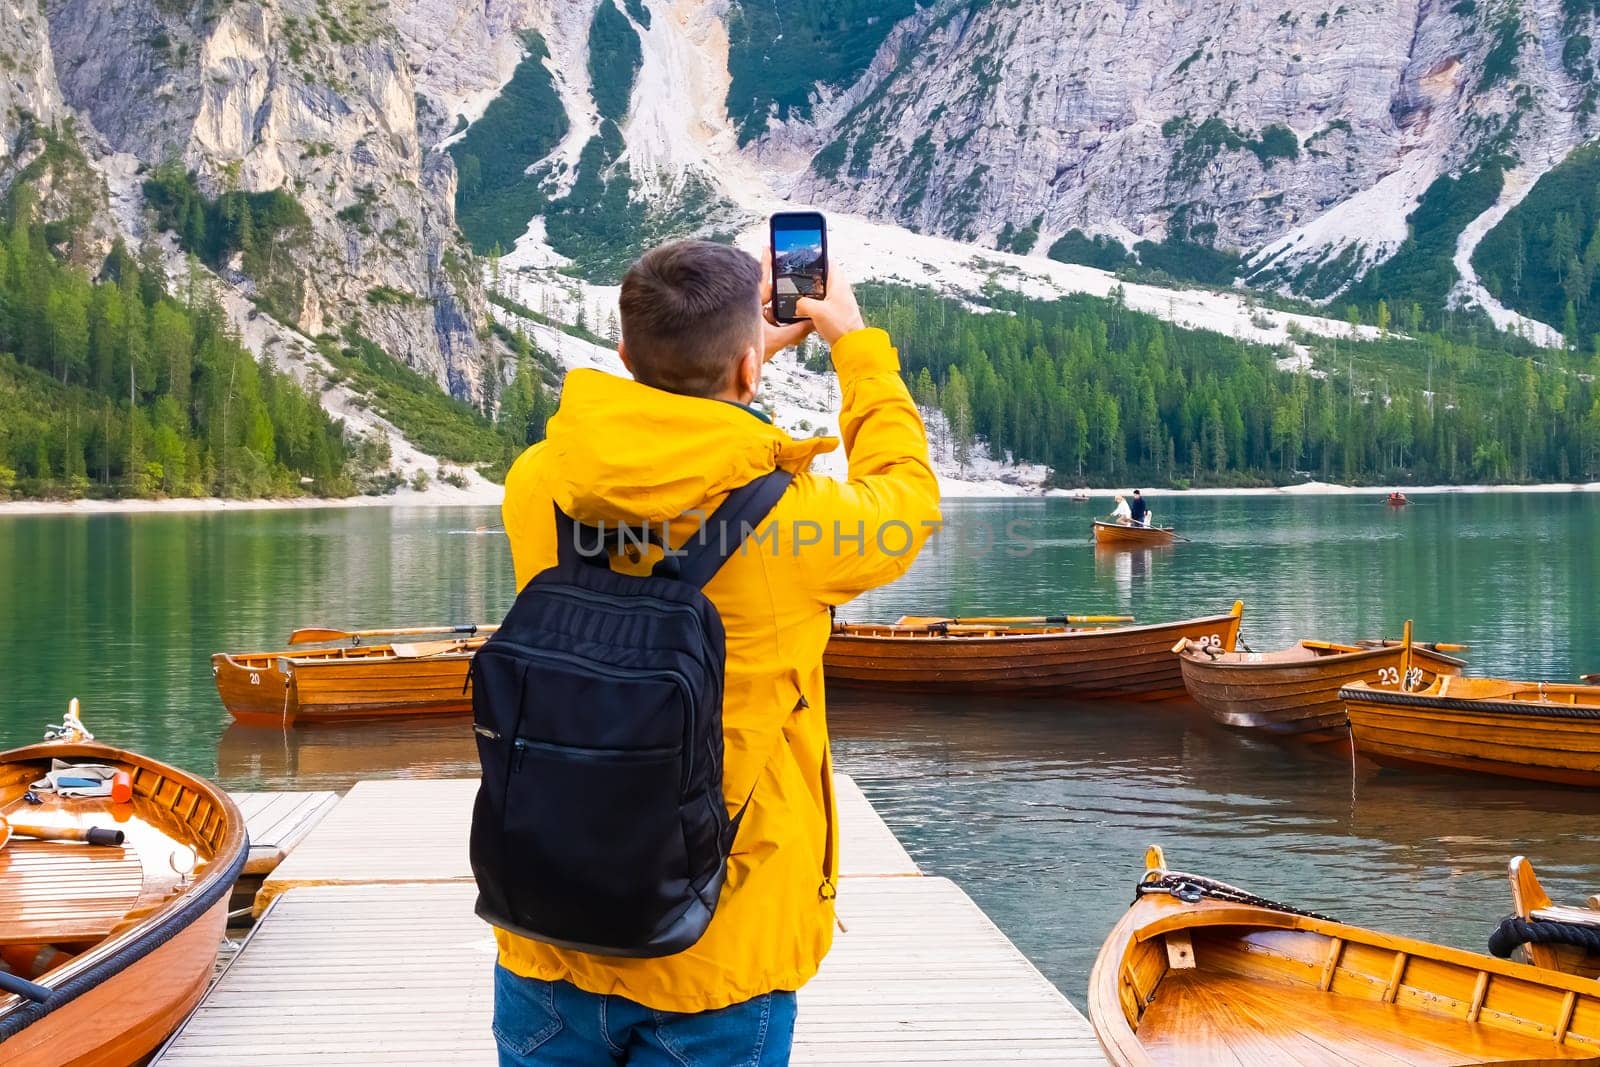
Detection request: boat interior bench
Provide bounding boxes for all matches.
[1139,971,1600,1064]
[0,839,143,944]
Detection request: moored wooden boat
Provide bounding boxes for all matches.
[213,634,484,725]
[1092,520,1177,547]
[1175,625,1466,739]
[1090,845,1600,1065]
[1487,855,1600,980]
[0,703,247,1066]
[1342,675,1600,785]
[824,602,1243,700]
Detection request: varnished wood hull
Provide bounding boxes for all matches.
[1092,521,1176,547]
[825,604,1243,700]
[4,896,227,1067]
[0,739,247,1064]
[1091,852,1600,1066]
[1344,681,1600,786]
[213,646,476,725]
[1179,641,1465,737]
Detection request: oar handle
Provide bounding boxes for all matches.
[916,614,1135,626]
[0,970,51,1004]
[289,624,494,645]
[8,823,125,846]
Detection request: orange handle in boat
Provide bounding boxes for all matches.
[0,816,124,847]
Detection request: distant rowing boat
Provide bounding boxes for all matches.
[1175,624,1466,740]
[213,633,484,725]
[1342,675,1600,785]
[1092,520,1178,547]
[824,602,1243,700]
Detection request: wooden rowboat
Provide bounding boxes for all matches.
[1388,491,1410,506]
[1487,856,1600,980]
[1090,845,1600,1065]
[1092,520,1177,547]
[1342,675,1600,786]
[824,602,1243,700]
[0,703,247,1066]
[1175,625,1466,740]
[213,635,483,725]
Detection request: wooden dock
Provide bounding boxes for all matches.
[161,776,1103,1064]
[227,789,339,915]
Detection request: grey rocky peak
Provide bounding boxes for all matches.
[32,0,492,402]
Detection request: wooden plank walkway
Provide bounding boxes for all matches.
[255,774,916,915]
[161,776,1101,1063]
[230,790,340,877]
[159,880,1101,1064]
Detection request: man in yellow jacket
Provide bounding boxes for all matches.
[496,239,940,1064]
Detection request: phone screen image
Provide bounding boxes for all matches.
[770,213,826,324]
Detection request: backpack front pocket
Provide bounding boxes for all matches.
[500,738,688,951]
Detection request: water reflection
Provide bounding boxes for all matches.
[1093,545,1162,597]
[218,719,479,791]
[829,686,1600,1003]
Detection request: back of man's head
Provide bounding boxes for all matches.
[618,241,762,398]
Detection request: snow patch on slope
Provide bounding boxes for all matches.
[1450,161,1569,348]
[1244,149,1444,295]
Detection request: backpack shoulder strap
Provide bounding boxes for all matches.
[673,470,795,589]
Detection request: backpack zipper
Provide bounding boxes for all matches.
[535,584,704,621]
[489,640,698,789]
[511,737,678,771]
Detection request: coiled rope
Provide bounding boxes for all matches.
[1488,914,1600,959]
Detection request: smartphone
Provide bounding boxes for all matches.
[769,211,827,324]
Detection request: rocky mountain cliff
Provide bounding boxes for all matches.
[381,0,1598,315]
[3,0,495,402]
[2,0,1593,423]
[760,0,1589,268]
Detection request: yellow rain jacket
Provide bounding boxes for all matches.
[498,327,940,1013]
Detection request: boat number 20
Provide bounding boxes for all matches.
[1377,667,1425,689]
[249,672,260,686]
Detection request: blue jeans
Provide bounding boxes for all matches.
[492,965,797,1066]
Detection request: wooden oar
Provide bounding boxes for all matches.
[287,623,495,646]
[0,816,125,849]
[896,613,1134,627]
[1354,637,1469,653]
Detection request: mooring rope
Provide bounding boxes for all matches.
[1488,914,1600,959]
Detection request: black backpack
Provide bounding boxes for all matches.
[469,470,794,958]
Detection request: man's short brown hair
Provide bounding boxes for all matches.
[618,241,762,398]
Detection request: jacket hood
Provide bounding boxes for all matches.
[537,368,838,525]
